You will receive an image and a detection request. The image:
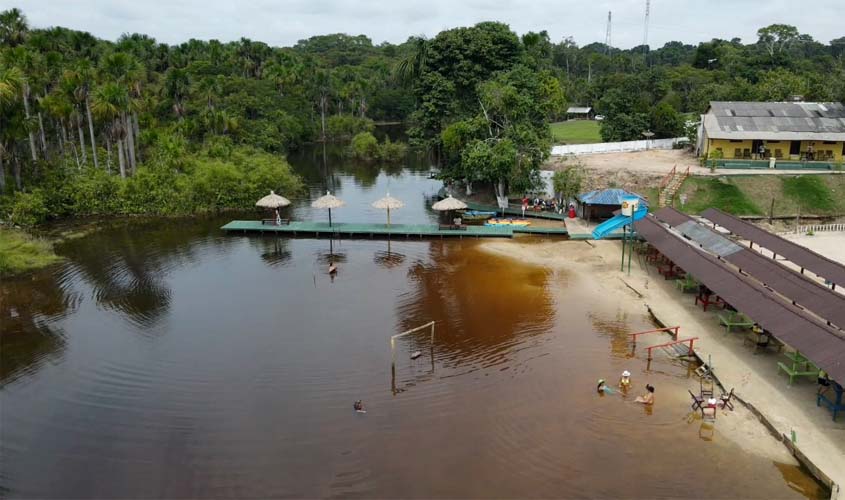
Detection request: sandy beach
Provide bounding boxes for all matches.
[480,237,845,494]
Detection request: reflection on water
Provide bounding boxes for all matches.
[0,143,827,499]
[373,241,405,269]
[398,241,554,376]
[1,270,77,385]
[774,461,828,499]
[54,219,231,329]
[254,237,292,268]
[591,311,639,359]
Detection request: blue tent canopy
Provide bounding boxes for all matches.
[577,188,649,206]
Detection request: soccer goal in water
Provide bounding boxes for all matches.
[390,321,435,394]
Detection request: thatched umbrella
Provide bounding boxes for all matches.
[311,191,345,227]
[372,193,404,227]
[256,190,291,225]
[256,190,291,209]
[432,194,467,224]
[431,194,467,211]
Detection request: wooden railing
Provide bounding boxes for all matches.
[629,326,680,342]
[659,164,677,189]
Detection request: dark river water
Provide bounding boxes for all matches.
[0,144,827,498]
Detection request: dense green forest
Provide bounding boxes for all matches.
[1,7,844,224]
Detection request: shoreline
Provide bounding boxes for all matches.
[479,238,841,499]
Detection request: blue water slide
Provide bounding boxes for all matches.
[592,206,648,239]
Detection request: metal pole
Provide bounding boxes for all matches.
[621,224,626,271]
[328,208,333,227]
[628,215,634,276]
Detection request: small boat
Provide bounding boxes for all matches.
[461,210,497,221]
[410,351,423,360]
[485,218,531,227]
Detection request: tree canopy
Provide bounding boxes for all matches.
[2,7,844,215]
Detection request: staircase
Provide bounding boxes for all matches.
[658,165,690,208]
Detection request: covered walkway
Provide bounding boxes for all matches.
[655,208,845,329]
[633,214,845,383]
[702,208,845,289]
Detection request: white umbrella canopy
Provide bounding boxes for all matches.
[372,193,404,227]
[311,191,345,226]
[255,190,291,209]
[431,194,467,211]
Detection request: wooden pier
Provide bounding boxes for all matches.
[221,220,569,239]
[465,201,568,221]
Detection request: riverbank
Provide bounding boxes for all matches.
[479,238,839,497]
[0,228,62,277]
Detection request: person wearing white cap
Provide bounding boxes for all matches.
[619,370,632,390]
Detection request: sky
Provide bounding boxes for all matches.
[6,0,843,49]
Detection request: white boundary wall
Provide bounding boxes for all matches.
[551,137,687,156]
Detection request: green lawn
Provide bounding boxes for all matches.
[675,174,845,217]
[782,176,836,212]
[676,177,763,216]
[550,120,602,145]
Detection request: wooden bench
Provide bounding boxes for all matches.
[262,218,290,226]
[777,362,819,385]
[718,311,754,334]
[438,224,467,231]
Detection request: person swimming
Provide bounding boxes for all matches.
[328,262,338,275]
[597,379,614,394]
[619,370,632,389]
[635,384,655,405]
[354,400,366,413]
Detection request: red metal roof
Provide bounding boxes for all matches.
[702,208,845,287]
[635,214,845,383]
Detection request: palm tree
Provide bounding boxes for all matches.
[263,56,303,97]
[193,76,222,111]
[92,82,129,178]
[38,91,75,166]
[5,46,40,161]
[0,64,23,104]
[394,36,429,85]
[66,61,99,169]
[0,65,24,191]
[100,52,142,172]
[0,8,29,48]
[164,67,190,119]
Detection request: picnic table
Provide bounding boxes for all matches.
[777,351,820,385]
[743,327,783,354]
[817,381,845,421]
[675,274,699,293]
[718,310,754,334]
[646,250,664,264]
[695,289,725,312]
[658,263,684,280]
